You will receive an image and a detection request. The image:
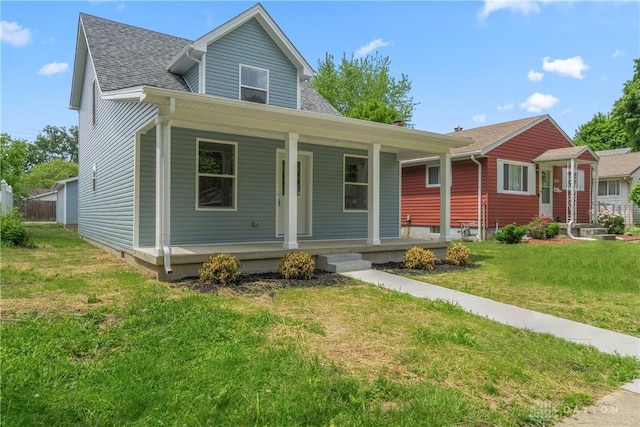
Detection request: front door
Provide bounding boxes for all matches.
[539,166,553,218]
[276,151,311,236]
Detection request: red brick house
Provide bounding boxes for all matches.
[401,115,599,239]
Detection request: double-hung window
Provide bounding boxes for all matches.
[239,64,268,104]
[426,165,440,187]
[344,155,368,211]
[497,159,535,195]
[598,179,620,196]
[196,139,237,210]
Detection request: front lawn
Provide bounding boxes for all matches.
[1,225,638,426]
[413,239,640,336]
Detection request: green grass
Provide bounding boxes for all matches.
[1,225,639,426]
[418,240,640,336]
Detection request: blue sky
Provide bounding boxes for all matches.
[1,1,638,142]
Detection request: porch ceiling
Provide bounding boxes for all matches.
[108,86,472,160]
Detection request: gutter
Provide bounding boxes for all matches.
[470,155,483,241]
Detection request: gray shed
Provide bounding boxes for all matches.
[53,177,79,226]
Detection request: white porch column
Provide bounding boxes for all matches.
[367,143,381,245]
[283,132,299,249]
[439,152,452,242]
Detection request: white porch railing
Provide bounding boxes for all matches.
[598,201,633,226]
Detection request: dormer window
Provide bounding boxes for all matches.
[239,64,268,104]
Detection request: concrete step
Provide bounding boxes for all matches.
[317,253,372,273]
[596,234,618,241]
[580,228,609,238]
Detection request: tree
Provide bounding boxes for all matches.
[573,112,626,151]
[310,52,417,124]
[0,133,28,187]
[26,125,78,169]
[612,59,640,151]
[18,159,78,198]
[631,182,640,207]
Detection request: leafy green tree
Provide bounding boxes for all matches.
[612,59,640,151]
[310,52,417,124]
[573,112,626,151]
[18,159,78,197]
[0,133,28,187]
[26,125,78,169]
[630,182,640,207]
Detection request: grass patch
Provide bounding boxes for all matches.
[1,225,638,425]
[413,240,640,336]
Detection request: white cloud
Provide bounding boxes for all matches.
[519,92,559,112]
[478,0,541,19]
[355,38,390,58]
[542,56,588,79]
[497,103,514,111]
[473,114,487,124]
[612,49,624,58]
[38,61,69,76]
[0,21,32,47]
[528,70,544,81]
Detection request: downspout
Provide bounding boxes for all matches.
[185,46,204,94]
[157,97,175,274]
[470,155,482,241]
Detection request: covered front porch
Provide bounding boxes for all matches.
[134,237,449,281]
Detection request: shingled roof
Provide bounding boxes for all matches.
[597,151,640,178]
[77,13,340,115]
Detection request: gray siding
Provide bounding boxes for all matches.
[184,63,199,93]
[66,180,78,225]
[78,54,157,253]
[56,188,64,224]
[205,18,297,108]
[140,128,401,245]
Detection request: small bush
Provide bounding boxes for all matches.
[526,215,560,239]
[403,246,437,270]
[597,210,625,234]
[446,242,470,266]
[278,251,315,280]
[0,210,29,247]
[495,224,526,244]
[199,253,240,286]
[630,182,640,207]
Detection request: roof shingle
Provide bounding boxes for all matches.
[597,151,640,178]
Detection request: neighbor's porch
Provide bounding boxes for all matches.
[133,237,449,281]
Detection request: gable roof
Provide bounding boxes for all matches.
[598,151,640,178]
[69,10,339,115]
[168,4,314,80]
[532,146,598,165]
[596,147,632,156]
[52,176,79,192]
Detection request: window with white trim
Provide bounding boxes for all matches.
[426,165,440,187]
[497,159,535,195]
[239,64,268,104]
[562,168,585,191]
[344,155,368,211]
[598,179,620,196]
[92,163,97,192]
[197,139,237,209]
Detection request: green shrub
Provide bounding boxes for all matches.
[630,182,640,207]
[199,253,240,286]
[597,211,625,234]
[495,224,526,244]
[446,242,470,266]
[403,246,437,270]
[278,251,315,279]
[526,215,560,239]
[0,210,29,247]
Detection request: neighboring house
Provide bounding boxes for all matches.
[596,150,640,226]
[28,189,58,202]
[69,4,469,279]
[402,115,599,239]
[53,177,79,227]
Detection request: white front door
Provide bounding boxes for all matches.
[539,166,553,218]
[276,151,311,236]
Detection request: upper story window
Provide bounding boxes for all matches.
[426,165,440,187]
[497,159,535,195]
[239,64,268,104]
[598,179,620,196]
[196,139,237,210]
[344,155,368,211]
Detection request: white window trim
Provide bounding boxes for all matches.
[562,167,585,191]
[598,179,621,196]
[497,159,536,195]
[343,154,368,213]
[238,64,269,104]
[426,164,440,188]
[92,163,97,192]
[195,138,238,211]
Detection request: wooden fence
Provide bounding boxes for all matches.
[18,200,57,222]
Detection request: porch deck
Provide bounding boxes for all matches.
[133,237,449,281]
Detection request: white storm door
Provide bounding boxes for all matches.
[276,151,311,236]
[539,167,553,218]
